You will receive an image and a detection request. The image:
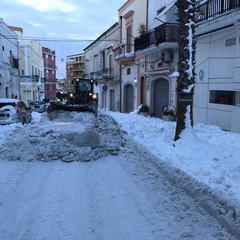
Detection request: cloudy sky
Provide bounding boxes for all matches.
[0,0,126,78]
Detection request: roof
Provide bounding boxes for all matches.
[83,22,119,52]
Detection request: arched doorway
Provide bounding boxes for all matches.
[153,79,169,117]
[124,84,134,113]
[140,76,145,105]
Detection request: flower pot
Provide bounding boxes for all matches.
[162,115,174,121]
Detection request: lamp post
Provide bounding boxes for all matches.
[134,77,137,87]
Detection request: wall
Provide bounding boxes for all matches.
[194,22,240,133]
[84,23,119,111]
[148,0,176,30]
[0,18,19,99]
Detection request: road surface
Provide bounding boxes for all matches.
[0,113,236,239]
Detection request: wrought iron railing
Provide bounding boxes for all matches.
[32,75,39,82]
[134,23,179,52]
[90,68,114,80]
[45,63,56,70]
[195,0,240,23]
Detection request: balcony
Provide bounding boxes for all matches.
[114,44,135,64]
[32,75,40,82]
[134,23,179,55]
[90,68,114,81]
[195,0,240,23]
[44,63,56,70]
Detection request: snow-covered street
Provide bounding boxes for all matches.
[0,111,239,239]
[0,148,235,240]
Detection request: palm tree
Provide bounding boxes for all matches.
[174,0,197,141]
[137,23,147,36]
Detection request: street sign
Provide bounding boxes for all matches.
[102,84,108,91]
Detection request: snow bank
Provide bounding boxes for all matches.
[0,112,126,163]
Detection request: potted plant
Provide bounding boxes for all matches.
[162,105,175,121]
[137,23,147,36]
[139,105,149,116]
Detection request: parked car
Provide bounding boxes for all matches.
[30,101,46,113]
[0,98,32,125]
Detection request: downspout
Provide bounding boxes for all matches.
[119,16,123,112]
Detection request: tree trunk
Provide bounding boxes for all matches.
[174,0,196,141]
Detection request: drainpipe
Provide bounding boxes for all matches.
[119,16,123,112]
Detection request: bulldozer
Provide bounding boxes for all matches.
[47,78,98,119]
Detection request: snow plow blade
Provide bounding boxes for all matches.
[47,102,97,120]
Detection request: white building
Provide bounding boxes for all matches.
[12,27,44,105]
[0,18,20,99]
[84,23,119,111]
[194,1,240,133]
[134,0,178,117]
[116,0,147,113]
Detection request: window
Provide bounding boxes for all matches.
[93,55,99,72]
[157,6,166,16]
[235,92,240,106]
[127,68,131,75]
[126,25,132,53]
[101,51,105,70]
[209,90,236,106]
[109,55,113,75]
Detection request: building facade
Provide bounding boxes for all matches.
[194,0,240,133]
[10,26,44,105]
[66,53,85,92]
[19,39,43,105]
[42,47,56,102]
[0,19,19,99]
[84,22,119,111]
[116,0,147,113]
[134,0,178,117]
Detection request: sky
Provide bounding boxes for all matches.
[0,109,239,238]
[0,0,126,78]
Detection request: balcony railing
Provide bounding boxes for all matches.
[90,68,114,80]
[134,23,179,52]
[32,75,39,82]
[195,0,240,23]
[45,63,56,70]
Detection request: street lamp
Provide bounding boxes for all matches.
[134,77,137,87]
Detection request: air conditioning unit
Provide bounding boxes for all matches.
[161,51,172,63]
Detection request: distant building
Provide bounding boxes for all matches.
[11,26,44,105]
[42,47,56,101]
[0,19,19,99]
[66,53,85,91]
[84,23,119,111]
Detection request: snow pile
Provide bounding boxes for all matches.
[107,110,240,206]
[0,112,126,162]
[107,110,240,237]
